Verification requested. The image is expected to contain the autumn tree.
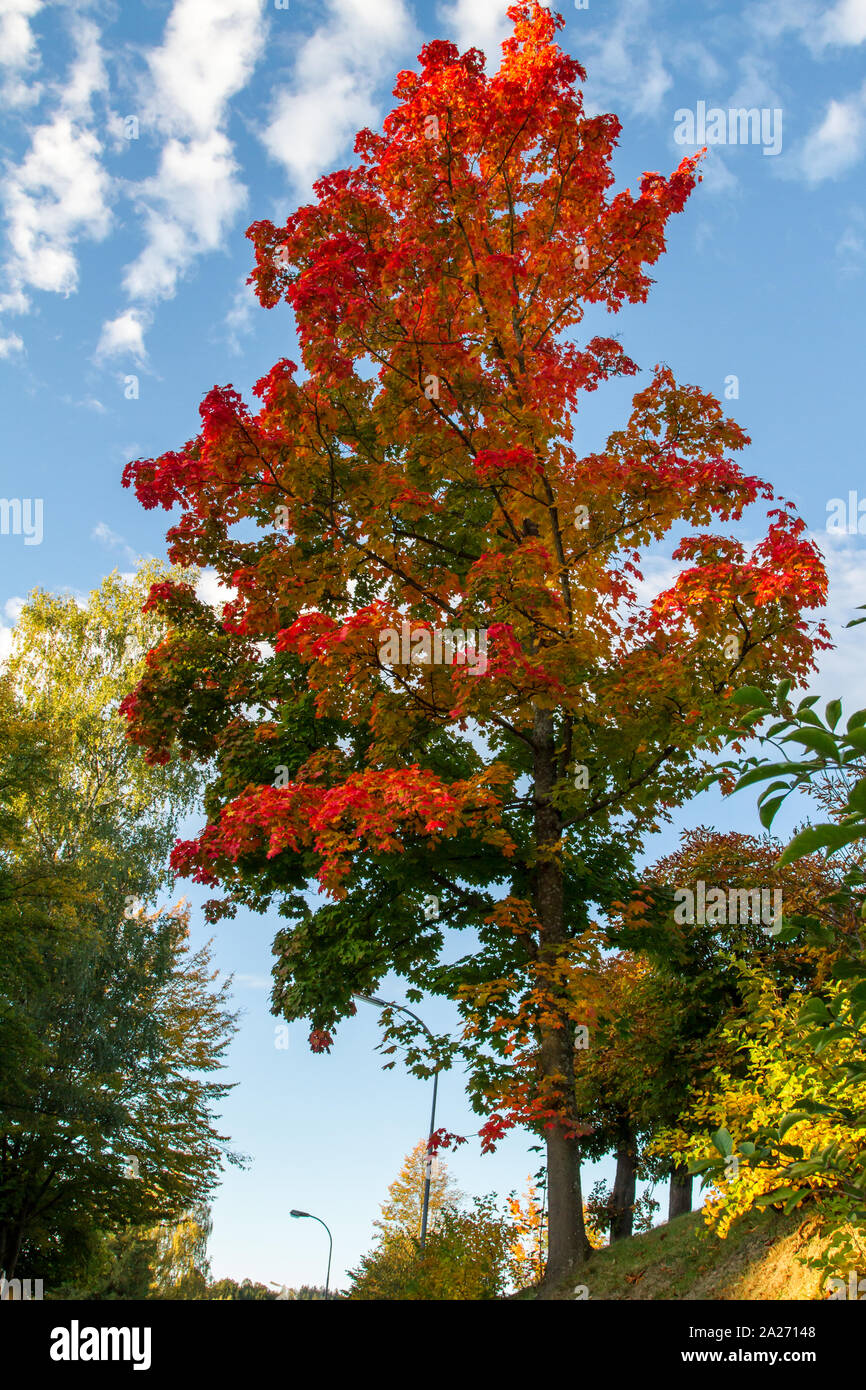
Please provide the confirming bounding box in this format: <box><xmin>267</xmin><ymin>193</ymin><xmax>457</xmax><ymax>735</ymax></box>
<box><xmin>120</xmin><ymin>4</ymin><xmax>827</xmax><ymax>1286</ymax></box>
<box><xmin>349</xmin><ymin>1194</ymin><xmax>522</xmax><ymax>1300</ymax></box>
<box><xmin>598</xmin><ymin>828</ymin><xmax>845</xmax><ymax>1227</ymax></box>
<box><xmin>688</xmin><ymin>659</ymin><xmax>866</xmax><ymax>1266</ymax></box>
<box><xmin>374</xmin><ymin>1139</ymin><xmax>461</xmax><ymax>1240</ymax></box>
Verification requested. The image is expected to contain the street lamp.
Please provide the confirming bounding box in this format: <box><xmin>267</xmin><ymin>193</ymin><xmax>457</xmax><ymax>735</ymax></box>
<box><xmin>290</xmin><ymin>1210</ymin><xmax>333</xmax><ymax>1297</ymax></box>
<box><xmin>353</xmin><ymin>992</ymin><xmax>440</xmax><ymax>1251</ymax></box>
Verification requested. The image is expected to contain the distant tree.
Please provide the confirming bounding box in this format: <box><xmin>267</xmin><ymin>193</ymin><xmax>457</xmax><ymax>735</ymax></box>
<box><xmin>0</xmin><ymin>569</ymin><xmax>237</xmax><ymax>1284</ymax></box>
<box><xmin>152</xmin><ymin>1206</ymin><xmax>213</xmax><ymax>1299</ymax></box>
<box><xmin>270</xmin><ymin>1284</ymin><xmax>336</xmax><ymax>1301</ymax></box>
<box><xmin>349</xmin><ymin>1196</ymin><xmax>522</xmax><ymax>1301</ymax></box>
<box><xmin>374</xmin><ymin>1139</ymin><xmax>461</xmax><ymax>1240</ymax></box>
<box><xmin>208</xmin><ymin>1278</ymin><xmax>278</xmax><ymax>1300</ymax></box>
<box><xmin>52</xmin><ymin>1208</ymin><xmax>214</xmax><ymax>1300</ymax></box>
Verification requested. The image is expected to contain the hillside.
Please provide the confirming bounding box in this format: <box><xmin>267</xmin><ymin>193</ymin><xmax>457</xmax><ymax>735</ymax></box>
<box><xmin>526</xmin><ymin>1209</ymin><xmax>843</xmax><ymax>1300</ymax></box>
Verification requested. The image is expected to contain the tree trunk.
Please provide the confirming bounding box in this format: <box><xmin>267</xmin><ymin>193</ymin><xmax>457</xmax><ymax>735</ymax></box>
<box><xmin>668</xmin><ymin>1163</ymin><xmax>693</xmax><ymax>1220</ymax></box>
<box><xmin>0</xmin><ymin>1220</ymin><xmax>24</xmax><ymax>1281</ymax></box>
<box><xmin>533</xmin><ymin>708</ymin><xmax>591</xmax><ymax>1292</ymax></box>
<box><xmin>609</xmin><ymin>1141</ymin><xmax>637</xmax><ymax>1243</ymax></box>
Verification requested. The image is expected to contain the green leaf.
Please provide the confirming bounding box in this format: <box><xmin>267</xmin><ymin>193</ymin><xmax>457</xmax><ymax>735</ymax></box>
<box><xmin>759</xmin><ymin>795</ymin><xmax>786</xmax><ymax>829</ymax></box>
<box><xmin>776</xmin><ymin>678</ymin><xmax>793</xmax><ymax>702</ymax></box>
<box><xmin>687</xmin><ymin>1157</ymin><xmax>720</xmax><ymax>1177</ymax></box>
<box><xmin>778</xmin><ymin>1111</ymin><xmax>811</xmax><ymax>1138</ymax></box>
<box><xmin>712</xmin><ymin>1127</ymin><xmax>734</xmax><ymax>1158</ymax></box>
<box><xmin>731</xmin><ymin>686</ymin><xmax>772</xmax><ymax>708</ymax></box>
<box><xmin>784</xmin><ymin>1189</ymin><xmax>807</xmax><ymax>1215</ymax></box>
<box><xmin>779</xmin><ymin>822</ymin><xmax>866</xmax><ymax>866</ymax></box>
<box><xmin>755</xmin><ymin>1186</ymin><xmax>803</xmax><ymax>1210</ymax></box>
<box><xmin>826</xmin><ymin>699</ymin><xmax>843</xmax><ymax>730</ymax></box>
<box><xmin>757</xmin><ymin>779</ymin><xmax>793</xmax><ymax>803</ymax></box>
<box><xmin>798</xmin><ymin>997</ymin><xmax>832</xmax><ymax>1024</ymax></box>
<box><xmin>733</xmin><ymin>762</ymin><xmax>803</xmax><ymax>792</ymax></box>
<box><xmin>781</xmin><ymin>728</ymin><xmax>839</xmax><ymax>758</ymax></box>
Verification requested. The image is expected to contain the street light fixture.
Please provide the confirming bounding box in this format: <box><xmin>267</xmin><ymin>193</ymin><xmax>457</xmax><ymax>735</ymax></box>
<box><xmin>353</xmin><ymin>992</ymin><xmax>441</xmax><ymax>1252</ymax></box>
<box><xmin>290</xmin><ymin>1209</ymin><xmax>333</xmax><ymax>1298</ymax></box>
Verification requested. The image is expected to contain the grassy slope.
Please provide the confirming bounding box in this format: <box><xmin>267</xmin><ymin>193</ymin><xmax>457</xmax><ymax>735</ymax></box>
<box><xmin>532</xmin><ymin>1209</ymin><xmax>840</xmax><ymax>1300</ymax></box>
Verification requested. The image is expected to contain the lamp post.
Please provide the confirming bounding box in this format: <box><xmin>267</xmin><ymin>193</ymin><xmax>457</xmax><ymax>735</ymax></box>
<box><xmin>290</xmin><ymin>1209</ymin><xmax>333</xmax><ymax>1297</ymax></box>
<box><xmin>354</xmin><ymin>992</ymin><xmax>440</xmax><ymax>1251</ymax></box>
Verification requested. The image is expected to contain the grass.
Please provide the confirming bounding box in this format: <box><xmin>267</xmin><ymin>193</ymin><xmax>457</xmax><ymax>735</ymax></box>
<box><xmin>518</xmin><ymin>1207</ymin><xmax>841</xmax><ymax>1300</ymax></box>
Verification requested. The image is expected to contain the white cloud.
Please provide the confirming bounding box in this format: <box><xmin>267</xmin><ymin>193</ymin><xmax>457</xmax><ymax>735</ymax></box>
<box><xmin>436</xmin><ymin>0</ymin><xmax>511</xmax><ymax>59</ymax></box>
<box><xmin>747</xmin><ymin>0</ymin><xmax>817</xmax><ymax>43</ymax></box>
<box><xmin>196</xmin><ymin>569</ymin><xmax>236</xmax><ymax>610</ymax></box>
<box><xmin>123</xmin><ymin>132</ymin><xmax>245</xmax><ymax>302</ymax></box>
<box><xmin>581</xmin><ymin>0</ymin><xmax>673</xmax><ymax>119</ymax></box>
<box><xmin>235</xmin><ymin>972</ymin><xmax>270</xmax><ymax>989</ymax></box>
<box><xmin>727</xmin><ymin>53</ymin><xmax>783</xmax><ymax>113</ymax></box>
<box><xmin>0</xmin><ymin>331</ymin><xmax>24</xmax><ymax>358</ymax></box>
<box><xmin>697</xmin><ymin>151</ymin><xmax>740</xmax><ymax>197</ymax></box>
<box><xmin>0</xmin><ymin>0</ymin><xmax>44</xmax><ymax>107</ymax></box>
<box><xmin>143</xmin><ymin>0</ymin><xmax>266</xmax><ymax>140</ymax></box>
<box><xmin>0</xmin><ymin>595</ymin><xmax>25</xmax><ymax>669</ymax></box>
<box><xmin>222</xmin><ymin>273</ymin><xmax>259</xmax><ymax>354</ymax></box>
<box><xmin>748</xmin><ymin>0</ymin><xmax>866</xmax><ymax>49</ymax></box>
<box><xmin>95</xmin><ymin>308</ymin><xmax>150</xmax><ymax>363</ymax></box>
<box><xmin>117</xmin><ymin>0</ymin><xmax>265</xmax><ymax>313</ymax></box>
<box><xmin>798</xmin><ymin>83</ymin><xmax>866</xmax><ymax>182</ymax></box>
<box><xmin>821</xmin><ymin>0</ymin><xmax>866</xmax><ymax>46</ymax></box>
<box><xmin>261</xmin><ymin>0</ymin><xmax>415</xmax><ymax>192</ymax></box>
<box><xmin>92</xmin><ymin>521</ymin><xmax>139</xmax><ymax>566</ymax></box>
<box><xmin>1</xmin><ymin>20</ymin><xmax>110</xmax><ymax>306</ymax></box>
<box><xmin>801</xmin><ymin>532</ymin><xmax>866</xmax><ymax>708</ymax></box>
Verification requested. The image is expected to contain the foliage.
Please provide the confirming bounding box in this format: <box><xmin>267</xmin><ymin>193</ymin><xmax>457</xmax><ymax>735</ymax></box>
<box><xmin>584</xmin><ymin>1178</ymin><xmax>659</xmax><ymax>1245</ymax></box>
<box><xmin>660</xmin><ymin>961</ymin><xmax>866</xmax><ymax>1275</ymax></box>
<box><xmin>573</xmin><ymin>829</ymin><xmax>839</xmax><ymax>1195</ymax></box>
<box><xmin>507</xmin><ymin>1176</ymin><xmax>549</xmax><ymax>1276</ymax></box>
<box><xmin>348</xmin><ymin>1195</ymin><xmax>524</xmax><ymax>1300</ymax></box>
<box><xmin>52</xmin><ymin>1208</ymin><xmax>214</xmax><ymax>1300</ymax></box>
<box><xmin>693</xmin><ymin>625</ymin><xmax>866</xmax><ymax>1271</ymax></box>
<box><xmin>118</xmin><ymin>1</ymin><xmax>827</xmax><ymax>1276</ymax></box>
<box><xmin>0</xmin><ymin>569</ymin><xmax>237</xmax><ymax>1283</ymax></box>
<box><xmin>208</xmin><ymin>1277</ymin><xmax>279</xmax><ymax>1299</ymax></box>
<box><xmin>374</xmin><ymin>1139</ymin><xmax>461</xmax><ymax>1239</ymax></box>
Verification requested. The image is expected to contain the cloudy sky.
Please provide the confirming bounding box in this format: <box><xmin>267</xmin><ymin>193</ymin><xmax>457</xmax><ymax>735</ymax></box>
<box><xmin>1</xmin><ymin>0</ymin><xmax>865</xmax><ymax>1287</ymax></box>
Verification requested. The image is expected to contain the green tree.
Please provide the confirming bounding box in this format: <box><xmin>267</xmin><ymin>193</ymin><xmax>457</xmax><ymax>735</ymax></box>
<box><xmin>349</xmin><ymin>1195</ymin><xmax>522</xmax><ymax>1301</ymax></box>
<box><xmin>0</xmin><ymin>568</ymin><xmax>238</xmax><ymax>1283</ymax></box>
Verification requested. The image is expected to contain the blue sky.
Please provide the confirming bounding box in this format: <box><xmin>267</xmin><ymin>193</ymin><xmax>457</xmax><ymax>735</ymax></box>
<box><xmin>1</xmin><ymin>0</ymin><xmax>865</xmax><ymax>1290</ymax></box>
